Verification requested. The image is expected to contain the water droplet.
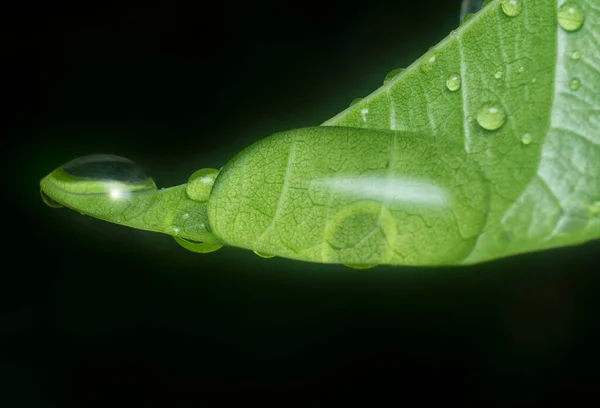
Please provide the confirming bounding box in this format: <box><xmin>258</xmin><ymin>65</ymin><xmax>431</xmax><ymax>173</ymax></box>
<box><xmin>494</xmin><ymin>71</ymin><xmax>502</xmax><ymax>79</ymax></box>
<box><xmin>420</xmin><ymin>54</ymin><xmax>436</xmax><ymax>73</ymax></box>
<box><xmin>531</xmin><ymin>77</ymin><xmax>537</xmax><ymax>83</ymax></box>
<box><xmin>521</xmin><ymin>133</ymin><xmax>532</xmax><ymax>145</ymax></box>
<box><xmin>253</xmin><ymin>250</ymin><xmax>275</xmax><ymax>259</ymax></box>
<box><xmin>51</xmin><ymin>154</ymin><xmax>157</xmax><ymax>197</ymax></box>
<box><xmin>40</xmin><ymin>188</ymin><xmax>63</xmax><ymax>208</ymax></box>
<box><xmin>557</xmin><ymin>2</ymin><xmax>584</xmax><ymax>32</ymax></box>
<box><xmin>571</xmin><ymin>50</ymin><xmax>581</xmax><ymax>60</ymax></box>
<box><xmin>182</xmin><ymin>213</ymin><xmax>190</xmax><ymax>219</ymax></box>
<box><xmin>518</xmin><ymin>66</ymin><xmax>524</xmax><ymax>73</ymax></box>
<box><xmin>349</xmin><ymin>97</ymin><xmax>362</xmax><ymax>107</ymax></box>
<box><xmin>446</xmin><ymin>74</ymin><xmax>461</xmax><ymax>92</ymax></box>
<box><xmin>501</xmin><ymin>0</ymin><xmax>522</xmax><ymax>17</ymax></box>
<box><xmin>383</xmin><ymin>68</ymin><xmax>404</xmax><ymax>84</ymax></box>
<box><xmin>476</xmin><ymin>104</ymin><xmax>506</xmax><ymax>131</ymax></box>
<box><xmin>569</xmin><ymin>77</ymin><xmax>581</xmax><ymax>91</ymax></box>
<box><xmin>467</xmin><ymin>115</ymin><xmax>474</xmax><ymax>123</ymax></box>
<box><xmin>344</xmin><ymin>264</ymin><xmax>377</xmax><ymax>270</ymax></box>
<box><xmin>460</xmin><ymin>13</ymin><xmax>475</xmax><ymax>25</ymax></box>
<box><xmin>186</xmin><ymin>168</ymin><xmax>219</xmax><ymax>202</ymax></box>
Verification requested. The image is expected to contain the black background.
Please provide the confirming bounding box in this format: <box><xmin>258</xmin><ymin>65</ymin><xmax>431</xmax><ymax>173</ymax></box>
<box><xmin>3</xmin><ymin>0</ymin><xmax>600</xmax><ymax>406</ymax></box>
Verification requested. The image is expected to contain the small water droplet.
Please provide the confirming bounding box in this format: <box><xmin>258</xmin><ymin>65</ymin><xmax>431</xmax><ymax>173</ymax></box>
<box><xmin>253</xmin><ymin>250</ymin><xmax>275</xmax><ymax>259</ymax></box>
<box><xmin>186</xmin><ymin>168</ymin><xmax>219</xmax><ymax>202</ymax></box>
<box><xmin>420</xmin><ymin>54</ymin><xmax>436</xmax><ymax>73</ymax></box>
<box><xmin>494</xmin><ymin>71</ymin><xmax>502</xmax><ymax>79</ymax></box>
<box><xmin>501</xmin><ymin>0</ymin><xmax>523</xmax><ymax>17</ymax></box>
<box><xmin>344</xmin><ymin>264</ymin><xmax>377</xmax><ymax>270</ymax></box>
<box><xmin>476</xmin><ymin>104</ymin><xmax>506</xmax><ymax>131</ymax></box>
<box><xmin>557</xmin><ymin>2</ymin><xmax>585</xmax><ymax>32</ymax></box>
<box><xmin>569</xmin><ymin>77</ymin><xmax>581</xmax><ymax>91</ymax></box>
<box><xmin>521</xmin><ymin>133</ymin><xmax>532</xmax><ymax>145</ymax></box>
<box><xmin>446</xmin><ymin>74</ymin><xmax>461</xmax><ymax>92</ymax></box>
<box><xmin>173</xmin><ymin>227</ymin><xmax>180</xmax><ymax>235</ymax></box>
<box><xmin>460</xmin><ymin>13</ymin><xmax>475</xmax><ymax>25</ymax></box>
<box><xmin>40</xmin><ymin>189</ymin><xmax>63</xmax><ymax>208</ymax></box>
<box><xmin>518</xmin><ymin>66</ymin><xmax>524</xmax><ymax>73</ymax></box>
<box><xmin>531</xmin><ymin>77</ymin><xmax>537</xmax><ymax>83</ymax></box>
<box><xmin>383</xmin><ymin>68</ymin><xmax>404</xmax><ymax>84</ymax></box>
<box><xmin>571</xmin><ymin>50</ymin><xmax>581</xmax><ymax>60</ymax></box>
<box><xmin>182</xmin><ymin>213</ymin><xmax>189</xmax><ymax>219</ymax></box>
<box><xmin>467</xmin><ymin>115</ymin><xmax>474</xmax><ymax>123</ymax></box>
<box><xmin>349</xmin><ymin>97</ymin><xmax>362</xmax><ymax>107</ymax></box>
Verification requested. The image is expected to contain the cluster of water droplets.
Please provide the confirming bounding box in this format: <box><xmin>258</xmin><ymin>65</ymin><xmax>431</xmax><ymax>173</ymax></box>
<box><xmin>354</xmin><ymin>0</ymin><xmax>586</xmax><ymax>139</ymax></box>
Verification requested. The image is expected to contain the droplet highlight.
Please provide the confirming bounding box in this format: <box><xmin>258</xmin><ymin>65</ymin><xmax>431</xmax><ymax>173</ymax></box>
<box><xmin>476</xmin><ymin>104</ymin><xmax>506</xmax><ymax>131</ymax></box>
<box><xmin>501</xmin><ymin>0</ymin><xmax>522</xmax><ymax>17</ymax></box>
<box><xmin>569</xmin><ymin>77</ymin><xmax>581</xmax><ymax>91</ymax></box>
<box><xmin>557</xmin><ymin>2</ymin><xmax>584</xmax><ymax>32</ymax></box>
<box><xmin>446</xmin><ymin>74</ymin><xmax>461</xmax><ymax>92</ymax></box>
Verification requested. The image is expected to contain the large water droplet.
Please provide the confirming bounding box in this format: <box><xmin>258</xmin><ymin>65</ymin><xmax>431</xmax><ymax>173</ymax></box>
<box><xmin>383</xmin><ymin>68</ymin><xmax>404</xmax><ymax>84</ymax></box>
<box><xmin>557</xmin><ymin>2</ymin><xmax>584</xmax><ymax>32</ymax></box>
<box><xmin>571</xmin><ymin>50</ymin><xmax>581</xmax><ymax>60</ymax></box>
<box><xmin>186</xmin><ymin>168</ymin><xmax>219</xmax><ymax>202</ymax></box>
<box><xmin>569</xmin><ymin>77</ymin><xmax>581</xmax><ymax>91</ymax></box>
<box><xmin>57</xmin><ymin>154</ymin><xmax>157</xmax><ymax>196</ymax></box>
<box><xmin>501</xmin><ymin>0</ymin><xmax>522</xmax><ymax>17</ymax></box>
<box><xmin>476</xmin><ymin>104</ymin><xmax>506</xmax><ymax>131</ymax></box>
<box><xmin>446</xmin><ymin>74</ymin><xmax>461</xmax><ymax>92</ymax></box>
<box><xmin>521</xmin><ymin>133</ymin><xmax>532</xmax><ymax>145</ymax></box>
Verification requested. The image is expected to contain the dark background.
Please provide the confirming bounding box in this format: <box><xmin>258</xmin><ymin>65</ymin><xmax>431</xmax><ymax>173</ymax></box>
<box><xmin>3</xmin><ymin>0</ymin><xmax>600</xmax><ymax>406</ymax></box>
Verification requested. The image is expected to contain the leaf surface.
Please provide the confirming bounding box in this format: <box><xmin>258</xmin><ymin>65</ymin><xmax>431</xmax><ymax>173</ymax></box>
<box><xmin>321</xmin><ymin>0</ymin><xmax>600</xmax><ymax>263</ymax></box>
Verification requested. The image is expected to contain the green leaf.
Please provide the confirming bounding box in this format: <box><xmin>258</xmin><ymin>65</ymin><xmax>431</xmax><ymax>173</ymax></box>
<box><xmin>41</xmin><ymin>0</ymin><xmax>600</xmax><ymax>267</ymax></box>
<box><xmin>321</xmin><ymin>0</ymin><xmax>600</xmax><ymax>264</ymax></box>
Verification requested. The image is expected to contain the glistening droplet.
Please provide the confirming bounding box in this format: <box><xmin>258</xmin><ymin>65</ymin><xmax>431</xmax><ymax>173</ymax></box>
<box><xmin>446</xmin><ymin>74</ymin><xmax>461</xmax><ymax>92</ymax></box>
<box><xmin>501</xmin><ymin>0</ymin><xmax>522</xmax><ymax>17</ymax></box>
<box><xmin>476</xmin><ymin>104</ymin><xmax>506</xmax><ymax>131</ymax></box>
<box><xmin>557</xmin><ymin>2</ymin><xmax>584</xmax><ymax>32</ymax></box>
